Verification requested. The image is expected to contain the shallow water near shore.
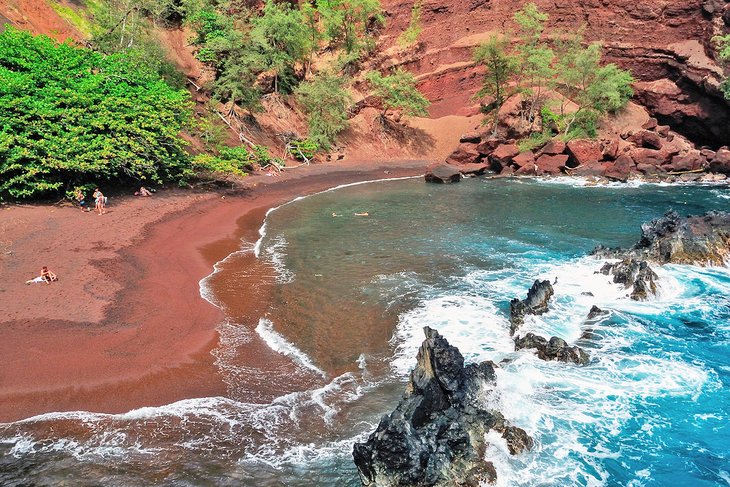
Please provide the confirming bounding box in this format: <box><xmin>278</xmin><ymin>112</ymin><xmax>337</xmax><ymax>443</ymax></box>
<box><xmin>1</xmin><ymin>177</ymin><xmax>729</xmax><ymax>486</ymax></box>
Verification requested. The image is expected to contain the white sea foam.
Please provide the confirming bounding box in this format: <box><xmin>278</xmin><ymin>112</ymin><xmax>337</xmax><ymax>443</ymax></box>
<box><xmin>255</xmin><ymin>318</ymin><xmax>326</xmax><ymax>378</ymax></box>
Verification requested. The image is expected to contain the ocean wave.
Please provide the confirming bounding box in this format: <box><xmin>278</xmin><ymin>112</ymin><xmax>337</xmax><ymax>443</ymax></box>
<box><xmin>255</xmin><ymin>318</ymin><xmax>326</xmax><ymax>378</ymax></box>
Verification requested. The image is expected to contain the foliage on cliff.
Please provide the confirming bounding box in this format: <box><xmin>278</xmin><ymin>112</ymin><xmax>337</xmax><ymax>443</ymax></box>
<box><xmin>0</xmin><ymin>27</ymin><xmax>193</xmax><ymax>199</ymax></box>
<box><xmin>716</xmin><ymin>35</ymin><xmax>730</xmax><ymax>100</ymax></box>
<box><xmin>473</xmin><ymin>3</ymin><xmax>634</xmax><ymax>140</ymax></box>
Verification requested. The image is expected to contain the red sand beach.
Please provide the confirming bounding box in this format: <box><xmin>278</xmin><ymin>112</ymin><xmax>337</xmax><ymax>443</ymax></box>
<box><xmin>0</xmin><ymin>160</ymin><xmax>429</xmax><ymax>423</ymax></box>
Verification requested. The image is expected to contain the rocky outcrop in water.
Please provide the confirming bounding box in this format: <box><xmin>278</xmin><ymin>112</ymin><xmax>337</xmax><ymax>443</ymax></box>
<box><xmin>424</xmin><ymin>164</ymin><xmax>462</xmax><ymax>184</ymax></box>
<box><xmin>353</xmin><ymin>327</ymin><xmax>532</xmax><ymax>487</ymax></box>
<box><xmin>514</xmin><ymin>333</ymin><xmax>590</xmax><ymax>366</ymax></box>
<box><xmin>594</xmin><ymin>211</ymin><xmax>730</xmax><ymax>266</ymax></box>
<box><xmin>509</xmin><ymin>280</ymin><xmax>554</xmax><ymax>335</ymax></box>
<box><xmin>598</xmin><ymin>258</ymin><xmax>659</xmax><ymax>301</ymax></box>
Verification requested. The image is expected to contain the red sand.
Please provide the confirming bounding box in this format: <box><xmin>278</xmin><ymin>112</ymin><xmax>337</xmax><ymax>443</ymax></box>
<box><xmin>0</xmin><ymin>160</ymin><xmax>429</xmax><ymax>422</ymax></box>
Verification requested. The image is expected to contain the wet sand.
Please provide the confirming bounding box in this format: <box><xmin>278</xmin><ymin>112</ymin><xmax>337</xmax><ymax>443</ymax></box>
<box><xmin>0</xmin><ymin>160</ymin><xmax>429</xmax><ymax>422</ymax></box>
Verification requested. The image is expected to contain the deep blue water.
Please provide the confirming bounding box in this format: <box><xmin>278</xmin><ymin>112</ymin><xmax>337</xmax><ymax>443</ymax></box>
<box><xmin>1</xmin><ymin>177</ymin><xmax>729</xmax><ymax>486</ymax></box>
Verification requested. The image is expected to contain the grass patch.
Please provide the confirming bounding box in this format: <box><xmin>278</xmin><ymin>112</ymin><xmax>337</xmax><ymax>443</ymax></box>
<box><xmin>49</xmin><ymin>1</ymin><xmax>94</xmax><ymax>38</ymax></box>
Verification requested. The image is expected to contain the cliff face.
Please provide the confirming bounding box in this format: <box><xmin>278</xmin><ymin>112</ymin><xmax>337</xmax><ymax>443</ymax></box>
<box><xmin>379</xmin><ymin>0</ymin><xmax>730</xmax><ymax>148</ymax></box>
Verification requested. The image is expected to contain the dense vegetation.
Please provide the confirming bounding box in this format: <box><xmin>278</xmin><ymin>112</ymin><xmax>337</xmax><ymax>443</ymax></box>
<box><xmin>716</xmin><ymin>35</ymin><xmax>730</xmax><ymax>100</ymax></box>
<box><xmin>0</xmin><ymin>27</ymin><xmax>193</xmax><ymax>199</ymax></box>
<box><xmin>0</xmin><ymin>0</ymin><xmax>438</xmax><ymax>199</ymax></box>
<box><xmin>473</xmin><ymin>3</ymin><xmax>634</xmax><ymax>141</ymax></box>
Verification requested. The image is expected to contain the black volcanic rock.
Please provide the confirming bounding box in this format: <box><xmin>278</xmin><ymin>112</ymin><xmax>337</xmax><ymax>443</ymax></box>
<box><xmin>425</xmin><ymin>164</ymin><xmax>462</xmax><ymax>184</ymax></box>
<box><xmin>593</xmin><ymin>211</ymin><xmax>730</xmax><ymax>266</ymax></box>
<box><xmin>587</xmin><ymin>305</ymin><xmax>608</xmax><ymax>320</ymax></box>
<box><xmin>509</xmin><ymin>280</ymin><xmax>554</xmax><ymax>335</ymax></box>
<box><xmin>598</xmin><ymin>258</ymin><xmax>658</xmax><ymax>301</ymax></box>
<box><xmin>353</xmin><ymin>327</ymin><xmax>532</xmax><ymax>487</ymax></box>
<box><xmin>514</xmin><ymin>333</ymin><xmax>590</xmax><ymax>365</ymax></box>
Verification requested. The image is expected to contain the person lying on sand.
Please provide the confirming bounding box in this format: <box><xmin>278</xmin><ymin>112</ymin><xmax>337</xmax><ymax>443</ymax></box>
<box><xmin>26</xmin><ymin>266</ymin><xmax>57</xmax><ymax>285</ymax></box>
<box><xmin>135</xmin><ymin>186</ymin><xmax>152</xmax><ymax>197</ymax></box>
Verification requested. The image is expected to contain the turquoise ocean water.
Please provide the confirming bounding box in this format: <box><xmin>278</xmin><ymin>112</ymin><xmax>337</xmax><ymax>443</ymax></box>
<box><xmin>1</xmin><ymin>177</ymin><xmax>729</xmax><ymax>486</ymax></box>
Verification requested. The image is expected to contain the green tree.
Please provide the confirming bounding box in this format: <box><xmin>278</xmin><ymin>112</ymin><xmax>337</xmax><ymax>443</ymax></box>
<box><xmin>91</xmin><ymin>0</ymin><xmax>184</xmax><ymax>86</ymax></box>
<box><xmin>365</xmin><ymin>69</ymin><xmax>430</xmax><ymax>119</ymax></box>
<box><xmin>0</xmin><ymin>28</ymin><xmax>193</xmax><ymax>199</ymax></box>
<box><xmin>398</xmin><ymin>0</ymin><xmax>422</xmax><ymax>47</ymax></box>
<box><xmin>319</xmin><ymin>0</ymin><xmax>383</xmax><ymax>54</ymax></box>
<box><xmin>513</xmin><ymin>2</ymin><xmax>555</xmax><ymax>126</ymax></box>
<box><xmin>473</xmin><ymin>34</ymin><xmax>517</xmax><ymax>133</ymax></box>
<box><xmin>296</xmin><ymin>72</ymin><xmax>352</xmax><ymax>149</ymax></box>
<box><xmin>250</xmin><ymin>0</ymin><xmax>311</xmax><ymax>93</ymax></box>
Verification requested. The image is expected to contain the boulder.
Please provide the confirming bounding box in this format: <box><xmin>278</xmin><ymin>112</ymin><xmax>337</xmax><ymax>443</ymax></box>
<box><xmin>476</xmin><ymin>137</ymin><xmax>505</xmax><ymax>156</ymax></box>
<box><xmin>567</xmin><ymin>139</ymin><xmax>603</xmax><ymax>166</ymax></box>
<box><xmin>539</xmin><ymin>139</ymin><xmax>566</xmax><ymax>156</ymax></box>
<box><xmin>497</xmin><ymin>94</ymin><xmax>533</xmax><ymax>138</ymax></box>
<box><xmin>629</xmin><ymin>130</ymin><xmax>663</xmax><ymax>150</ymax></box>
<box><xmin>666</xmin><ymin>152</ymin><xmax>705</xmax><ymax>172</ymax></box>
<box><xmin>593</xmin><ymin>211</ymin><xmax>730</xmax><ymax>266</ymax></box>
<box><xmin>641</xmin><ymin>118</ymin><xmax>658</xmax><ymax>130</ymax></box>
<box><xmin>587</xmin><ymin>305</ymin><xmax>609</xmax><ymax>320</ymax></box>
<box><xmin>514</xmin><ymin>333</ymin><xmax>590</xmax><ymax>365</ymax></box>
<box><xmin>598</xmin><ymin>258</ymin><xmax>658</xmax><ymax>301</ymax></box>
<box><xmin>536</xmin><ymin>154</ymin><xmax>569</xmax><ymax>175</ymax></box>
<box><xmin>601</xmin><ymin>137</ymin><xmax>620</xmax><ymax>161</ymax></box>
<box><xmin>509</xmin><ymin>280</ymin><xmax>554</xmax><ymax>335</ymax></box>
<box><xmin>353</xmin><ymin>327</ymin><xmax>532</xmax><ymax>487</ymax></box>
<box><xmin>603</xmin><ymin>155</ymin><xmax>636</xmax><ymax>182</ymax></box>
<box><xmin>458</xmin><ymin>162</ymin><xmax>490</xmax><ymax>176</ymax></box>
<box><xmin>499</xmin><ymin>165</ymin><xmax>516</xmax><ymax>176</ymax></box>
<box><xmin>445</xmin><ymin>143</ymin><xmax>480</xmax><ymax>165</ymax></box>
<box><xmin>512</xmin><ymin>150</ymin><xmax>536</xmax><ymax>168</ymax></box>
<box><xmin>709</xmin><ymin>147</ymin><xmax>730</xmax><ymax>174</ymax></box>
<box><xmin>514</xmin><ymin>163</ymin><xmax>538</xmax><ymax>176</ymax></box>
<box><xmin>425</xmin><ymin>164</ymin><xmax>462</xmax><ymax>184</ymax></box>
<box><xmin>460</xmin><ymin>132</ymin><xmax>483</xmax><ymax>144</ymax></box>
<box><xmin>491</xmin><ymin>144</ymin><xmax>520</xmax><ymax>163</ymax></box>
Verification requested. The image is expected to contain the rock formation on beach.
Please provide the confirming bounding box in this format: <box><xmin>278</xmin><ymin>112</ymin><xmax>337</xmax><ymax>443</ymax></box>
<box><xmin>509</xmin><ymin>279</ymin><xmax>554</xmax><ymax>335</ymax></box>
<box><xmin>353</xmin><ymin>327</ymin><xmax>532</xmax><ymax>487</ymax></box>
<box><xmin>594</xmin><ymin>211</ymin><xmax>730</xmax><ymax>266</ymax></box>
<box><xmin>514</xmin><ymin>334</ymin><xmax>590</xmax><ymax>366</ymax></box>
<box><xmin>598</xmin><ymin>258</ymin><xmax>659</xmax><ymax>301</ymax></box>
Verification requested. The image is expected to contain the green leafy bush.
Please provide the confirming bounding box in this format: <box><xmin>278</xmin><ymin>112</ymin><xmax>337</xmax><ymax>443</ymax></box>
<box><xmin>288</xmin><ymin>139</ymin><xmax>319</xmax><ymax>161</ymax></box>
<box><xmin>295</xmin><ymin>72</ymin><xmax>351</xmax><ymax>150</ymax></box>
<box><xmin>192</xmin><ymin>146</ymin><xmax>253</xmax><ymax>176</ymax></box>
<box><xmin>0</xmin><ymin>28</ymin><xmax>193</xmax><ymax>200</ymax></box>
<box><xmin>366</xmin><ymin>69</ymin><xmax>430</xmax><ymax>118</ymax></box>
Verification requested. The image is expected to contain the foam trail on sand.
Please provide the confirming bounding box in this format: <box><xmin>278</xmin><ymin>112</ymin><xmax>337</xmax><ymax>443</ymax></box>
<box><xmin>255</xmin><ymin>318</ymin><xmax>326</xmax><ymax>378</ymax></box>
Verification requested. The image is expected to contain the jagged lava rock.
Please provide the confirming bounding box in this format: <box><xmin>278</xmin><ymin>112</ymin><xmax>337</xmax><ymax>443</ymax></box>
<box><xmin>536</xmin><ymin>153</ymin><xmax>568</xmax><ymax>175</ymax></box>
<box><xmin>594</xmin><ymin>211</ymin><xmax>730</xmax><ymax>266</ymax></box>
<box><xmin>598</xmin><ymin>258</ymin><xmax>658</xmax><ymax>301</ymax></box>
<box><xmin>425</xmin><ymin>164</ymin><xmax>462</xmax><ymax>184</ymax></box>
<box><xmin>509</xmin><ymin>280</ymin><xmax>554</xmax><ymax>335</ymax></box>
<box><xmin>353</xmin><ymin>327</ymin><xmax>532</xmax><ymax>487</ymax></box>
<box><xmin>514</xmin><ymin>333</ymin><xmax>590</xmax><ymax>365</ymax></box>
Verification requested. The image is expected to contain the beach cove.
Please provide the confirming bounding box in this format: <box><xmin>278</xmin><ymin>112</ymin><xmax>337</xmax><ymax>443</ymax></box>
<box><xmin>0</xmin><ymin>160</ymin><xmax>429</xmax><ymax>423</ymax></box>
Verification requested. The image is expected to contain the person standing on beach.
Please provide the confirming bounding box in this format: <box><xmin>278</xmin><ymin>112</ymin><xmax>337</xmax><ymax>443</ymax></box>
<box><xmin>93</xmin><ymin>188</ymin><xmax>106</xmax><ymax>215</ymax></box>
<box><xmin>74</xmin><ymin>188</ymin><xmax>88</xmax><ymax>212</ymax></box>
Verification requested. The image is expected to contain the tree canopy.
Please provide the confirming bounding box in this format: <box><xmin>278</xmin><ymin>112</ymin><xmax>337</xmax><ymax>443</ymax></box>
<box><xmin>0</xmin><ymin>27</ymin><xmax>193</xmax><ymax>199</ymax></box>
<box><xmin>366</xmin><ymin>69</ymin><xmax>430</xmax><ymax>118</ymax></box>
<box><xmin>472</xmin><ymin>3</ymin><xmax>634</xmax><ymax>139</ymax></box>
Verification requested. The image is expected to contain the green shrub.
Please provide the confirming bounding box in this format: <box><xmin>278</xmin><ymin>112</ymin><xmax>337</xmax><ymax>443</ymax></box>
<box><xmin>0</xmin><ymin>28</ymin><xmax>193</xmax><ymax>200</ymax></box>
<box><xmin>288</xmin><ymin>139</ymin><xmax>319</xmax><ymax>161</ymax></box>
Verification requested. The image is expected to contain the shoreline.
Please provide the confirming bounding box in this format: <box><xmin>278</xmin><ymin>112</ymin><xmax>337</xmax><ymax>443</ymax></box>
<box><xmin>0</xmin><ymin>160</ymin><xmax>430</xmax><ymax>423</ymax></box>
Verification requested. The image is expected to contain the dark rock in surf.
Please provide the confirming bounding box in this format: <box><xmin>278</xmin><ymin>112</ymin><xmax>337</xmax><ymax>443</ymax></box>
<box><xmin>598</xmin><ymin>258</ymin><xmax>658</xmax><ymax>301</ymax></box>
<box><xmin>425</xmin><ymin>164</ymin><xmax>462</xmax><ymax>184</ymax></box>
<box><xmin>509</xmin><ymin>280</ymin><xmax>554</xmax><ymax>335</ymax></box>
<box><xmin>353</xmin><ymin>327</ymin><xmax>532</xmax><ymax>487</ymax></box>
<box><xmin>593</xmin><ymin>211</ymin><xmax>730</xmax><ymax>266</ymax></box>
<box><xmin>514</xmin><ymin>333</ymin><xmax>590</xmax><ymax>365</ymax></box>
<box><xmin>587</xmin><ymin>305</ymin><xmax>608</xmax><ymax>320</ymax></box>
